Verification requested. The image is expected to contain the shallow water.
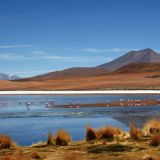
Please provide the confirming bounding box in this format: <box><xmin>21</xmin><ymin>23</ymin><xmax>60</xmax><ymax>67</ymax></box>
<box><xmin>0</xmin><ymin>94</ymin><xmax>160</xmax><ymax>146</ymax></box>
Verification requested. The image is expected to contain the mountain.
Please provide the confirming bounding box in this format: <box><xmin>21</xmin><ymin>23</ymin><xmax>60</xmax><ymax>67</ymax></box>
<box><xmin>0</xmin><ymin>73</ymin><xmax>9</xmax><ymax>80</ymax></box>
<box><xmin>114</xmin><ymin>62</ymin><xmax>160</xmax><ymax>73</ymax></box>
<box><xmin>97</xmin><ymin>48</ymin><xmax>160</xmax><ymax>71</ymax></box>
<box><xmin>29</xmin><ymin>67</ymin><xmax>108</xmax><ymax>80</ymax></box>
<box><xmin>16</xmin><ymin>67</ymin><xmax>108</xmax><ymax>81</ymax></box>
<box><xmin>0</xmin><ymin>73</ymin><xmax>20</xmax><ymax>80</ymax></box>
<box><xmin>14</xmin><ymin>48</ymin><xmax>160</xmax><ymax>82</ymax></box>
<box><xmin>10</xmin><ymin>75</ymin><xmax>21</xmax><ymax>80</ymax></box>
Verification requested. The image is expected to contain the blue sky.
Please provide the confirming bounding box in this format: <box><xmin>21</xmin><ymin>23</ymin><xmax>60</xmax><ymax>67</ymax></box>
<box><xmin>0</xmin><ymin>0</ymin><xmax>160</xmax><ymax>77</ymax></box>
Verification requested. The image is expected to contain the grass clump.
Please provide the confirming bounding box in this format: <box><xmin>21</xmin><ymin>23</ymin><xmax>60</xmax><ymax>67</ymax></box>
<box><xmin>143</xmin><ymin>118</ymin><xmax>160</xmax><ymax>135</ymax></box>
<box><xmin>47</xmin><ymin>131</ymin><xmax>54</xmax><ymax>145</ymax></box>
<box><xmin>0</xmin><ymin>135</ymin><xmax>12</xmax><ymax>149</ymax></box>
<box><xmin>96</xmin><ymin>127</ymin><xmax>115</xmax><ymax>141</ymax></box>
<box><xmin>129</xmin><ymin>122</ymin><xmax>142</xmax><ymax>140</ymax></box>
<box><xmin>150</xmin><ymin>134</ymin><xmax>160</xmax><ymax>146</ymax></box>
<box><xmin>113</xmin><ymin>127</ymin><xmax>122</xmax><ymax>136</ymax></box>
<box><xmin>86</xmin><ymin>126</ymin><xmax>122</xmax><ymax>141</ymax></box>
<box><xmin>86</xmin><ymin>126</ymin><xmax>96</xmax><ymax>141</ymax></box>
<box><xmin>55</xmin><ymin>129</ymin><xmax>71</xmax><ymax>146</ymax></box>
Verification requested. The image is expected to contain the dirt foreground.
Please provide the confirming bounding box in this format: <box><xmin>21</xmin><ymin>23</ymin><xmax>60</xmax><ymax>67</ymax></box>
<box><xmin>1</xmin><ymin>138</ymin><xmax>160</xmax><ymax>160</ymax></box>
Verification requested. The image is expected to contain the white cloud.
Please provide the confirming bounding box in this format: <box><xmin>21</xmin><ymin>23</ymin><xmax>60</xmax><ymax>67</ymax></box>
<box><xmin>0</xmin><ymin>44</ymin><xmax>32</xmax><ymax>49</ymax></box>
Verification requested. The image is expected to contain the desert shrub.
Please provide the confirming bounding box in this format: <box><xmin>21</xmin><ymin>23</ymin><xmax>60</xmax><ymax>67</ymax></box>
<box><xmin>143</xmin><ymin>118</ymin><xmax>160</xmax><ymax>135</ymax></box>
<box><xmin>150</xmin><ymin>134</ymin><xmax>160</xmax><ymax>146</ymax></box>
<box><xmin>55</xmin><ymin>129</ymin><xmax>71</xmax><ymax>146</ymax></box>
<box><xmin>47</xmin><ymin>131</ymin><xmax>54</xmax><ymax>145</ymax></box>
<box><xmin>0</xmin><ymin>135</ymin><xmax>11</xmax><ymax>149</ymax></box>
<box><xmin>129</xmin><ymin>122</ymin><xmax>141</xmax><ymax>140</ymax></box>
<box><xmin>86</xmin><ymin>126</ymin><xmax>96</xmax><ymax>141</ymax></box>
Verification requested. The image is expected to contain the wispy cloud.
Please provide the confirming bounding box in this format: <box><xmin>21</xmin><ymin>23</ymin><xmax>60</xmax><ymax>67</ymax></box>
<box><xmin>43</xmin><ymin>55</ymin><xmax>112</xmax><ymax>62</ymax></box>
<box><xmin>81</xmin><ymin>48</ymin><xmax>139</xmax><ymax>53</ymax></box>
<box><xmin>0</xmin><ymin>53</ymin><xmax>25</xmax><ymax>60</ymax></box>
<box><xmin>0</xmin><ymin>51</ymin><xmax>112</xmax><ymax>62</ymax></box>
<box><xmin>31</xmin><ymin>50</ymin><xmax>112</xmax><ymax>61</ymax></box>
<box><xmin>0</xmin><ymin>44</ymin><xmax>32</xmax><ymax>49</ymax></box>
<box><xmin>8</xmin><ymin>70</ymin><xmax>51</xmax><ymax>75</ymax></box>
<box><xmin>54</xmin><ymin>47</ymin><xmax>139</xmax><ymax>53</ymax></box>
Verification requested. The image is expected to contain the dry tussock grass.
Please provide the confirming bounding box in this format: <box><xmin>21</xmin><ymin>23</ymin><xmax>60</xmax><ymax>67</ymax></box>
<box><xmin>96</xmin><ymin>127</ymin><xmax>115</xmax><ymax>140</ymax></box>
<box><xmin>0</xmin><ymin>135</ymin><xmax>12</xmax><ymax>149</ymax></box>
<box><xmin>55</xmin><ymin>129</ymin><xmax>71</xmax><ymax>146</ymax></box>
<box><xmin>86</xmin><ymin>126</ymin><xmax>96</xmax><ymax>141</ymax></box>
<box><xmin>86</xmin><ymin>126</ymin><xmax>122</xmax><ymax>141</ymax></box>
<box><xmin>129</xmin><ymin>122</ymin><xmax>142</xmax><ymax>140</ymax></box>
<box><xmin>150</xmin><ymin>134</ymin><xmax>160</xmax><ymax>146</ymax></box>
<box><xmin>143</xmin><ymin>118</ymin><xmax>160</xmax><ymax>135</ymax></box>
<box><xmin>47</xmin><ymin>131</ymin><xmax>54</xmax><ymax>145</ymax></box>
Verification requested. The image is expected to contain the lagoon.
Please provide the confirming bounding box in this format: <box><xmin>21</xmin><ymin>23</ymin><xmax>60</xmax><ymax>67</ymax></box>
<box><xmin>0</xmin><ymin>94</ymin><xmax>160</xmax><ymax>146</ymax></box>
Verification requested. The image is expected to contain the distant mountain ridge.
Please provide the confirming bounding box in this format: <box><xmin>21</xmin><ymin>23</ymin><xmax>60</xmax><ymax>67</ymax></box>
<box><xmin>0</xmin><ymin>73</ymin><xmax>20</xmax><ymax>80</ymax></box>
<box><xmin>11</xmin><ymin>48</ymin><xmax>160</xmax><ymax>81</ymax></box>
<box><xmin>0</xmin><ymin>73</ymin><xmax>9</xmax><ymax>80</ymax></box>
<box><xmin>97</xmin><ymin>48</ymin><xmax>160</xmax><ymax>70</ymax></box>
<box><xmin>10</xmin><ymin>75</ymin><xmax>21</xmax><ymax>80</ymax></box>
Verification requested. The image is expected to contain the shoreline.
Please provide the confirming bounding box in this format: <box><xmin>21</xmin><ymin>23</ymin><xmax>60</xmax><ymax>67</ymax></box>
<box><xmin>47</xmin><ymin>99</ymin><xmax>160</xmax><ymax>108</ymax></box>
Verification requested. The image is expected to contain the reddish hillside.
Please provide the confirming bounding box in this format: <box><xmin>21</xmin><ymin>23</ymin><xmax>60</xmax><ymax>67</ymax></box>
<box><xmin>17</xmin><ymin>67</ymin><xmax>108</xmax><ymax>81</ymax></box>
<box><xmin>114</xmin><ymin>63</ymin><xmax>160</xmax><ymax>73</ymax></box>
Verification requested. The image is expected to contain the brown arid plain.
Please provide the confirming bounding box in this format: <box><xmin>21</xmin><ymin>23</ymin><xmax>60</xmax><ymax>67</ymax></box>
<box><xmin>0</xmin><ymin>70</ymin><xmax>159</xmax><ymax>90</ymax></box>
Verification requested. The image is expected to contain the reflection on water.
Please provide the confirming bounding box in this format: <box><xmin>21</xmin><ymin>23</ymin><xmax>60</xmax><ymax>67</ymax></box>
<box><xmin>0</xmin><ymin>94</ymin><xmax>160</xmax><ymax>146</ymax></box>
